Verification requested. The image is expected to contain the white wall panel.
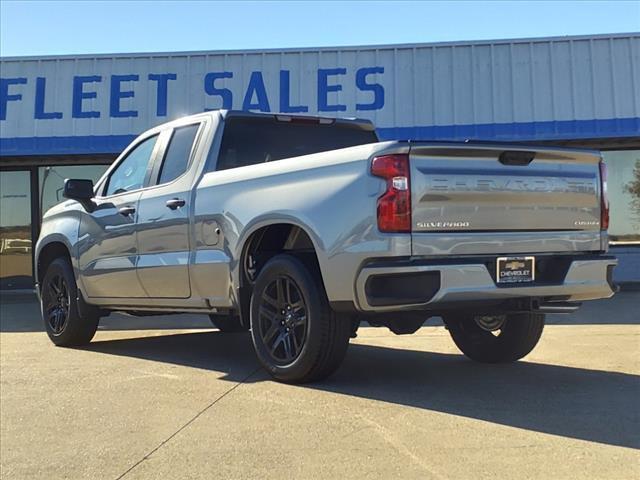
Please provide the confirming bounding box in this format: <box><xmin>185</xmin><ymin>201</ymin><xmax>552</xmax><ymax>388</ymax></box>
<box><xmin>1</xmin><ymin>33</ymin><xmax>638</xmax><ymax>154</ymax></box>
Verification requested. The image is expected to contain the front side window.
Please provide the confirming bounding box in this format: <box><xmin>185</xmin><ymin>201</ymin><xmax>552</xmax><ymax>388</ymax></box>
<box><xmin>104</xmin><ymin>135</ymin><xmax>158</xmax><ymax>196</ymax></box>
<box><xmin>157</xmin><ymin>124</ymin><xmax>200</xmax><ymax>185</ymax></box>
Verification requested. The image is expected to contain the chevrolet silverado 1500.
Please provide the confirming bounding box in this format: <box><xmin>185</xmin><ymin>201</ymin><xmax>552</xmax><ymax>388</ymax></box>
<box><xmin>36</xmin><ymin>110</ymin><xmax>617</xmax><ymax>382</ymax></box>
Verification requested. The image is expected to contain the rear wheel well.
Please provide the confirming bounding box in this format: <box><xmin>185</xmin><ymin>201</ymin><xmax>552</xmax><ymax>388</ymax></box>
<box><xmin>238</xmin><ymin>224</ymin><xmax>323</xmax><ymax>326</ymax></box>
<box><xmin>37</xmin><ymin>242</ymin><xmax>71</xmax><ymax>286</ymax></box>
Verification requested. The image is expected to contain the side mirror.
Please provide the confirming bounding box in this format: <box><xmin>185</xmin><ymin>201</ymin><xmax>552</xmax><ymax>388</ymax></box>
<box><xmin>63</xmin><ymin>178</ymin><xmax>94</xmax><ymax>200</ymax></box>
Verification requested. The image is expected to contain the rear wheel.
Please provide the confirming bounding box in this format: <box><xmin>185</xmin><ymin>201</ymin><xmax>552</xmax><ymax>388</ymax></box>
<box><xmin>208</xmin><ymin>313</ymin><xmax>247</xmax><ymax>333</ymax></box>
<box><xmin>250</xmin><ymin>254</ymin><xmax>351</xmax><ymax>383</ymax></box>
<box><xmin>41</xmin><ymin>257</ymin><xmax>99</xmax><ymax>346</ymax></box>
<box><xmin>444</xmin><ymin>312</ymin><xmax>545</xmax><ymax>363</ymax></box>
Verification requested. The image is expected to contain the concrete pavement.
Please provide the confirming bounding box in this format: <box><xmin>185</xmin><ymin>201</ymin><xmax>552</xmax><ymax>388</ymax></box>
<box><xmin>1</xmin><ymin>292</ymin><xmax>639</xmax><ymax>479</ymax></box>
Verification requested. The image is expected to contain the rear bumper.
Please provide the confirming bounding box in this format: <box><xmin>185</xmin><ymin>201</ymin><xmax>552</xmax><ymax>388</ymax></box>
<box><xmin>355</xmin><ymin>255</ymin><xmax>618</xmax><ymax>312</ymax></box>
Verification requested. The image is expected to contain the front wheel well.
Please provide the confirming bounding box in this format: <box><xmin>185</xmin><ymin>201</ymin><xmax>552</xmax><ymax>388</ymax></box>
<box><xmin>238</xmin><ymin>224</ymin><xmax>323</xmax><ymax>325</ymax></box>
<box><xmin>37</xmin><ymin>242</ymin><xmax>72</xmax><ymax>286</ymax></box>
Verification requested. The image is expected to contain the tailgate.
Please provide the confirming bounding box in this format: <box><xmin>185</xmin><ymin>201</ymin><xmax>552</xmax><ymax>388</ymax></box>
<box><xmin>409</xmin><ymin>144</ymin><xmax>604</xmax><ymax>255</ymax></box>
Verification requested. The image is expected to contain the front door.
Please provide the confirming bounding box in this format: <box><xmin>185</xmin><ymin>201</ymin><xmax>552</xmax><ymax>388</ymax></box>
<box><xmin>135</xmin><ymin>123</ymin><xmax>201</xmax><ymax>298</ymax></box>
<box><xmin>78</xmin><ymin>134</ymin><xmax>160</xmax><ymax>298</ymax></box>
<box><xmin>78</xmin><ymin>191</ymin><xmax>144</xmax><ymax>298</ymax></box>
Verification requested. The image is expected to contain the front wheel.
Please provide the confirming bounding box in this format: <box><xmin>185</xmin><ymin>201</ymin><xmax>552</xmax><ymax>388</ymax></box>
<box><xmin>249</xmin><ymin>254</ymin><xmax>351</xmax><ymax>383</ymax></box>
<box><xmin>444</xmin><ymin>312</ymin><xmax>545</xmax><ymax>363</ymax></box>
<box><xmin>41</xmin><ymin>257</ymin><xmax>99</xmax><ymax>346</ymax></box>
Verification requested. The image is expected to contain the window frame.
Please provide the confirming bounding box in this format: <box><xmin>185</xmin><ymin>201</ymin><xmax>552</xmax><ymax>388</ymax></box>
<box><xmin>97</xmin><ymin>133</ymin><xmax>162</xmax><ymax>198</ymax></box>
<box><xmin>148</xmin><ymin>122</ymin><xmax>203</xmax><ymax>188</ymax></box>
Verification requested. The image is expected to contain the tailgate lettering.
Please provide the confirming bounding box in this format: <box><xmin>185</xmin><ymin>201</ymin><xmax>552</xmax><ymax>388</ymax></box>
<box><xmin>427</xmin><ymin>177</ymin><xmax>595</xmax><ymax>194</ymax></box>
<box><xmin>416</xmin><ymin>221</ymin><xmax>470</xmax><ymax>229</ymax></box>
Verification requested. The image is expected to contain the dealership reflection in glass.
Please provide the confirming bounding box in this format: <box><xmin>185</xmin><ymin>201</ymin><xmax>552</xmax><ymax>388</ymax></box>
<box><xmin>39</xmin><ymin>165</ymin><xmax>108</xmax><ymax>219</ymax></box>
<box><xmin>0</xmin><ymin>170</ymin><xmax>33</xmax><ymax>289</ymax></box>
<box><xmin>603</xmin><ymin>150</ymin><xmax>640</xmax><ymax>245</ymax></box>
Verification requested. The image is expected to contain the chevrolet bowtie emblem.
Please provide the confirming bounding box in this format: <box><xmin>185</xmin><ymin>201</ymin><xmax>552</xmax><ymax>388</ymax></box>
<box><xmin>505</xmin><ymin>261</ymin><xmax>526</xmax><ymax>270</ymax></box>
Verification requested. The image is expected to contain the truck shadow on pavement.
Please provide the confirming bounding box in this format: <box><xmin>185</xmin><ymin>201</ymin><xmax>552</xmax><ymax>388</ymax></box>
<box><xmin>2</xmin><ymin>291</ymin><xmax>638</xmax><ymax>332</ymax></box>
<box><xmin>82</xmin><ymin>329</ymin><xmax>640</xmax><ymax>450</ymax></box>
<box><xmin>0</xmin><ymin>287</ymin><xmax>640</xmax><ymax>333</ymax></box>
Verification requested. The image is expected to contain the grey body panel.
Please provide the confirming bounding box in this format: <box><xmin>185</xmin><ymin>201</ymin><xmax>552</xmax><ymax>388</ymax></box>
<box><xmin>36</xmin><ymin>110</ymin><xmax>613</xmax><ymax>316</ymax></box>
<box><xmin>410</xmin><ymin>231</ymin><xmax>602</xmax><ymax>256</ymax></box>
<box><xmin>77</xmin><ymin>191</ymin><xmax>146</xmax><ymax>298</ymax></box>
<box><xmin>35</xmin><ymin>201</ymin><xmax>83</xmax><ymax>283</ymax></box>
<box><xmin>190</xmin><ymin>140</ymin><xmax>410</xmax><ymax>308</ymax></box>
<box><xmin>136</xmin><ymin>184</ymin><xmax>192</xmax><ymax>299</ymax></box>
<box><xmin>135</xmin><ymin>121</ymin><xmax>208</xmax><ymax>299</ymax></box>
<box><xmin>408</xmin><ymin>144</ymin><xmax>603</xmax><ymax>256</ymax></box>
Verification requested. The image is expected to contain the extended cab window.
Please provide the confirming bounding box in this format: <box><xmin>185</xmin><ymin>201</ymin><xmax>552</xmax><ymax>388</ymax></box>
<box><xmin>157</xmin><ymin>124</ymin><xmax>200</xmax><ymax>185</ymax></box>
<box><xmin>216</xmin><ymin>117</ymin><xmax>378</xmax><ymax>171</ymax></box>
<box><xmin>104</xmin><ymin>135</ymin><xmax>158</xmax><ymax>196</ymax></box>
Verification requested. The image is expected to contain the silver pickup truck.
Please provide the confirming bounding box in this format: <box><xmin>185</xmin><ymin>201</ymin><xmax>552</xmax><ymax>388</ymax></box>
<box><xmin>36</xmin><ymin>110</ymin><xmax>617</xmax><ymax>383</ymax></box>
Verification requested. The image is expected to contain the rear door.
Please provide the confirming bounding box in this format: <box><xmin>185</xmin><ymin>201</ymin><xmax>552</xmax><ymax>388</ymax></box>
<box><xmin>409</xmin><ymin>144</ymin><xmax>603</xmax><ymax>256</ymax></box>
<box><xmin>135</xmin><ymin>122</ymin><xmax>203</xmax><ymax>298</ymax></box>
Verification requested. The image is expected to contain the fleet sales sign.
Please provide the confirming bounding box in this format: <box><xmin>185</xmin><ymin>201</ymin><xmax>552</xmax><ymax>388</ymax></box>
<box><xmin>0</xmin><ymin>51</ymin><xmax>396</xmax><ymax>154</ymax></box>
<box><xmin>5</xmin><ymin>37</ymin><xmax>633</xmax><ymax>154</ymax></box>
<box><xmin>0</xmin><ymin>61</ymin><xmax>385</xmax><ymax>132</ymax></box>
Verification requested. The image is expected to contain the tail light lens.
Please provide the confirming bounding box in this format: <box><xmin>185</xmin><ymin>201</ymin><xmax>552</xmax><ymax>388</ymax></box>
<box><xmin>371</xmin><ymin>154</ymin><xmax>411</xmax><ymax>232</ymax></box>
<box><xmin>599</xmin><ymin>160</ymin><xmax>609</xmax><ymax>231</ymax></box>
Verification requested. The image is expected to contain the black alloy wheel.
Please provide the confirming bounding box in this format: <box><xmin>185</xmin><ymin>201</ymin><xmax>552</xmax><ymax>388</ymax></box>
<box><xmin>41</xmin><ymin>257</ymin><xmax>100</xmax><ymax>346</ymax></box>
<box><xmin>249</xmin><ymin>254</ymin><xmax>352</xmax><ymax>383</ymax></box>
<box><xmin>257</xmin><ymin>275</ymin><xmax>308</xmax><ymax>364</ymax></box>
<box><xmin>43</xmin><ymin>273</ymin><xmax>70</xmax><ymax>335</ymax></box>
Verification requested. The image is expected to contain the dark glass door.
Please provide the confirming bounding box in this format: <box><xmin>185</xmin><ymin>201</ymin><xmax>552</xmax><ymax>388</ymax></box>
<box><xmin>0</xmin><ymin>170</ymin><xmax>33</xmax><ymax>289</ymax></box>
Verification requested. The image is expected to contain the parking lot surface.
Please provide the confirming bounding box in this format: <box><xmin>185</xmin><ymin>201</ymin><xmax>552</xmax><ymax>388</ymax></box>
<box><xmin>1</xmin><ymin>292</ymin><xmax>639</xmax><ymax>479</ymax></box>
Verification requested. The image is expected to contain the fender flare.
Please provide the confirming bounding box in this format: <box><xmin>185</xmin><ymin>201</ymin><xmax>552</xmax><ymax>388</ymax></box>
<box><xmin>233</xmin><ymin>213</ymin><xmax>328</xmax><ymax>288</ymax></box>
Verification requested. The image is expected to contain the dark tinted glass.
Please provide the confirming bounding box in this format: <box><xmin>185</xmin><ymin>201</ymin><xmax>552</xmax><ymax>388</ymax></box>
<box><xmin>215</xmin><ymin>117</ymin><xmax>378</xmax><ymax>171</ymax></box>
<box><xmin>158</xmin><ymin>124</ymin><xmax>200</xmax><ymax>184</ymax></box>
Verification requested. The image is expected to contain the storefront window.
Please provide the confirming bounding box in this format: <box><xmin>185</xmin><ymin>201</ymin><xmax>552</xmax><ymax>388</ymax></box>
<box><xmin>39</xmin><ymin>165</ymin><xmax>109</xmax><ymax>219</ymax></box>
<box><xmin>603</xmin><ymin>150</ymin><xmax>640</xmax><ymax>245</ymax></box>
<box><xmin>0</xmin><ymin>170</ymin><xmax>33</xmax><ymax>289</ymax></box>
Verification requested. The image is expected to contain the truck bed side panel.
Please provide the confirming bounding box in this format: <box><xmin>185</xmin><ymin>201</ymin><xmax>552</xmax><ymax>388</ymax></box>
<box><xmin>191</xmin><ymin>142</ymin><xmax>410</xmax><ymax>306</ymax></box>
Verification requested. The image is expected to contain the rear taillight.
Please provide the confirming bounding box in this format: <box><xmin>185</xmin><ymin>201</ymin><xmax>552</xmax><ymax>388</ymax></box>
<box><xmin>599</xmin><ymin>160</ymin><xmax>609</xmax><ymax>231</ymax></box>
<box><xmin>371</xmin><ymin>154</ymin><xmax>411</xmax><ymax>233</ymax></box>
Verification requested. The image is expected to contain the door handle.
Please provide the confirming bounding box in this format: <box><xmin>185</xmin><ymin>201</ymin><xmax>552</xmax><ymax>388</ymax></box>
<box><xmin>118</xmin><ymin>205</ymin><xmax>136</xmax><ymax>216</ymax></box>
<box><xmin>165</xmin><ymin>198</ymin><xmax>186</xmax><ymax>210</ymax></box>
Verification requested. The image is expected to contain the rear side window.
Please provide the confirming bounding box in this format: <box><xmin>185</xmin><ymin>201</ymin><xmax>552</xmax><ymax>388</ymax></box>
<box><xmin>157</xmin><ymin>124</ymin><xmax>200</xmax><ymax>184</ymax></box>
<box><xmin>215</xmin><ymin>117</ymin><xmax>378</xmax><ymax>171</ymax></box>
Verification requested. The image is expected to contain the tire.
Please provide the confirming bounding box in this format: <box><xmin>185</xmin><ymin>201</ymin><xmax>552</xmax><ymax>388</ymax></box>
<box><xmin>249</xmin><ymin>254</ymin><xmax>351</xmax><ymax>383</ymax></box>
<box><xmin>208</xmin><ymin>313</ymin><xmax>248</xmax><ymax>333</ymax></box>
<box><xmin>41</xmin><ymin>257</ymin><xmax>99</xmax><ymax>346</ymax></box>
<box><xmin>445</xmin><ymin>312</ymin><xmax>545</xmax><ymax>363</ymax></box>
